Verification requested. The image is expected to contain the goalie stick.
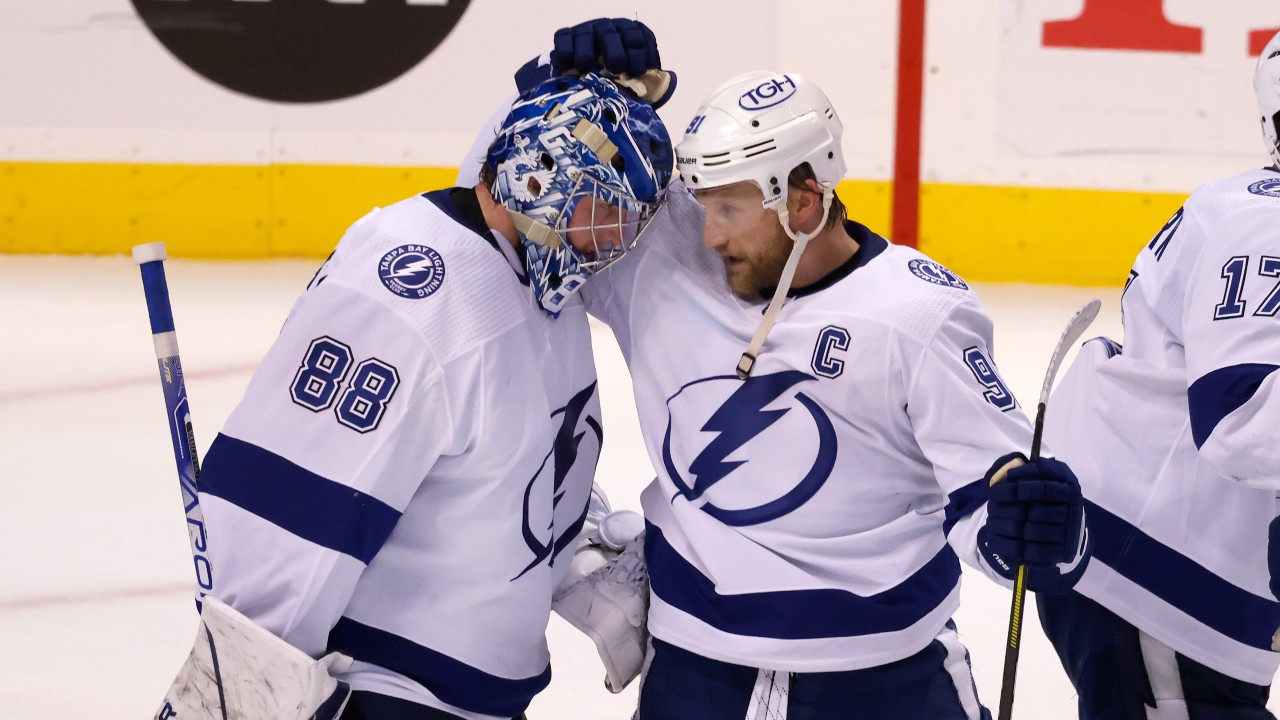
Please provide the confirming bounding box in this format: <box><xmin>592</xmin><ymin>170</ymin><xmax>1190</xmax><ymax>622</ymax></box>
<box><xmin>996</xmin><ymin>298</ymin><xmax>1101</xmax><ymax>720</ymax></box>
<box><xmin>133</xmin><ymin>242</ymin><xmax>213</xmax><ymax>604</ymax></box>
<box><xmin>135</xmin><ymin>244</ymin><xmax>352</xmax><ymax>720</ymax></box>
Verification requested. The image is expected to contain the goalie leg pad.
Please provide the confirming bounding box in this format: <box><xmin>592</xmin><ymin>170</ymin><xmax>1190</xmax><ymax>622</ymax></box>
<box><xmin>156</xmin><ymin>595</ymin><xmax>353</xmax><ymax>720</ymax></box>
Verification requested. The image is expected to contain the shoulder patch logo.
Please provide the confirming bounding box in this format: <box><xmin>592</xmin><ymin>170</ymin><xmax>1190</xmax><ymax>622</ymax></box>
<box><xmin>1247</xmin><ymin>178</ymin><xmax>1280</xmax><ymax>198</ymax></box>
<box><xmin>908</xmin><ymin>258</ymin><xmax>969</xmax><ymax>290</ymax></box>
<box><xmin>378</xmin><ymin>244</ymin><xmax>446</xmax><ymax>299</ymax></box>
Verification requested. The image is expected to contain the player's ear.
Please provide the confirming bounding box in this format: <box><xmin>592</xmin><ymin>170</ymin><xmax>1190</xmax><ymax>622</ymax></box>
<box><xmin>789</xmin><ymin>179</ymin><xmax>823</xmax><ymax>229</ymax></box>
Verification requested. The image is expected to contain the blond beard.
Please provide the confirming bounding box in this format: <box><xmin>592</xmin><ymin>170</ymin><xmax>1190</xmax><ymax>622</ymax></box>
<box><xmin>723</xmin><ymin>230</ymin><xmax>794</xmax><ymax>298</ymax></box>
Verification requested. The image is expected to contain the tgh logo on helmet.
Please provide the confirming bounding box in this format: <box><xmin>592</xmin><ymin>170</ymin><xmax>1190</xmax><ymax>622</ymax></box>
<box><xmin>737</xmin><ymin>74</ymin><xmax>798</xmax><ymax>111</ymax></box>
<box><xmin>131</xmin><ymin>0</ymin><xmax>472</xmax><ymax>103</ymax></box>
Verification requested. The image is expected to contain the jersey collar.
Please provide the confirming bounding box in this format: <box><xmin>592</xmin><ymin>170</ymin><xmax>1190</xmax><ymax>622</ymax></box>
<box><xmin>422</xmin><ymin>187</ymin><xmax>530</xmax><ymax>285</ymax></box>
<box><xmin>422</xmin><ymin>187</ymin><xmax>489</xmax><ymax>239</ymax></box>
<box><xmin>761</xmin><ymin>220</ymin><xmax>889</xmax><ymax>300</ymax></box>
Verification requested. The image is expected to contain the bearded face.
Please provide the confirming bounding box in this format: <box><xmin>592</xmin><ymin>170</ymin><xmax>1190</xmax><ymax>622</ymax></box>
<box><xmin>693</xmin><ymin>181</ymin><xmax>793</xmax><ymax>297</ymax></box>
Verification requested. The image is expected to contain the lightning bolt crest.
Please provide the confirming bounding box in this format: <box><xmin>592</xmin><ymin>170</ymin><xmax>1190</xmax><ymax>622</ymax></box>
<box><xmin>686</xmin><ymin>370</ymin><xmax>812</xmax><ymax>499</ymax></box>
<box><xmin>390</xmin><ymin>257</ymin><xmax>438</xmax><ymax>279</ymax></box>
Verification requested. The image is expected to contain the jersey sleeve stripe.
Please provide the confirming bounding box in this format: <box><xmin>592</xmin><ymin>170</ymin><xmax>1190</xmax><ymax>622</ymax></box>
<box><xmin>327</xmin><ymin>616</ymin><xmax>551</xmax><ymax>718</ymax></box>
<box><xmin>942</xmin><ymin>478</ymin><xmax>988</xmax><ymax>537</ymax></box>
<box><xmin>1187</xmin><ymin>363</ymin><xmax>1280</xmax><ymax>448</ymax></box>
<box><xmin>1085</xmin><ymin>499</ymin><xmax>1280</xmax><ymax>648</ymax></box>
<box><xmin>199</xmin><ymin>433</ymin><xmax>401</xmax><ymax>565</ymax></box>
<box><xmin>1082</xmin><ymin>335</ymin><xmax>1123</xmax><ymax>358</ymax></box>
<box><xmin>644</xmin><ymin>523</ymin><xmax>960</xmax><ymax>640</ymax></box>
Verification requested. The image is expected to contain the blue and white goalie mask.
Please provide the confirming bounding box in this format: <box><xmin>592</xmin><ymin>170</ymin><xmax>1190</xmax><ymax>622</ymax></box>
<box><xmin>487</xmin><ymin>73</ymin><xmax>674</xmax><ymax>314</ymax></box>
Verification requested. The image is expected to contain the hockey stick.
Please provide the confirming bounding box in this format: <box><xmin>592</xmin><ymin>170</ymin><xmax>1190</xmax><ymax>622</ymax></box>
<box><xmin>135</xmin><ymin>246</ymin><xmax>356</xmax><ymax>720</ymax></box>
<box><xmin>996</xmin><ymin>298</ymin><xmax>1101</xmax><ymax>720</ymax></box>
<box><xmin>133</xmin><ymin>242</ymin><xmax>213</xmax><ymax>605</ymax></box>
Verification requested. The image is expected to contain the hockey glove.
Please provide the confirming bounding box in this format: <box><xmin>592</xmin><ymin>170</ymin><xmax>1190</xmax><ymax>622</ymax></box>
<box><xmin>552</xmin><ymin>18</ymin><xmax>659</xmax><ymax>78</ymax></box>
<box><xmin>1269</xmin><ymin>515</ymin><xmax>1280</xmax><ymax>600</ymax></box>
<box><xmin>553</xmin><ymin>485</ymin><xmax>649</xmax><ymax>692</ymax></box>
<box><xmin>547</xmin><ymin>18</ymin><xmax>676</xmax><ymax>108</ymax></box>
<box><xmin>1269</xmin><ymin>515</ymin><xmax>1280</xmax><ymax>650</ymax></box>
<box><xmin>554</xmin><ymin>531</ymin><xmax>649</xmax><ymax>693</ymax></box>
<box><xmin>978</xmin><ymin>455</ymin><xmax>1091</xmax><ymax>595</ymax></box>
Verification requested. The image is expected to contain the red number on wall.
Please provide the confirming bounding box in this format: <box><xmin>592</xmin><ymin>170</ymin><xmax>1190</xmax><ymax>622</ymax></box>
<box><xmin>1251</xmin><ymin>29</ymin><xmax>1280</xmax><ymax>56</ymax></box>
<box><xmin>1043</xmin><ymin>0</ymin><xmax>1202</xmax><ymax>53</ymax></box>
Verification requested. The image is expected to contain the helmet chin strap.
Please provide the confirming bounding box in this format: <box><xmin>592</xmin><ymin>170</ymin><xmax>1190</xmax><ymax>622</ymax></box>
<box><xmin>736</xmin><ymin>188</ymin><xmax>834</xmax><ymax>379</ymax></box>
<box><xmin>507</xmin><ymin>209</ymin><xmax>564</xmax><ymax>248</ymax></box>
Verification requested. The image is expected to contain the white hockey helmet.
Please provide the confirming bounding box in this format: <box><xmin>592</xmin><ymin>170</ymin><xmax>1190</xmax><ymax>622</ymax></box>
<box><xmin>678</xmin><ymin>72</ymin><xmax>847</xmax><ymax>380</ymax></box>
<box><xmin>1257</xmin><ymin>31</ymin><xmax>1280</xmax><ymax>167</ymax></box>
<box><xmin>677</xmin><ymin>71</ymin><xmax>846</xmax><ymax>221</ymax></box>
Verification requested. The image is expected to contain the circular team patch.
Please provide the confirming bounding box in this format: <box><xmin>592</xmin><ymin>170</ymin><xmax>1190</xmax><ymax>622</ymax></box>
<box><xmin>1247</xmin><ymin>178</ymin><xmax>1280</xmax><ymax>198</ymax></box>
<box><xmin>378</xmin><ymin>244</ymin><xmax>446</xmax><ymax>299</ymax></box>
<box><xmin>908</xmin><ymin>258</ymin><xmax>969</xmax><ymax>290</ymax></box>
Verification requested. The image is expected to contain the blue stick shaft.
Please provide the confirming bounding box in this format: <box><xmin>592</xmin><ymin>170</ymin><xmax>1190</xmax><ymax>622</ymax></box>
<box><xmin>133</xmin><ymin>243</ymin><xmax>213</xmax><ymax>601</ymax></box>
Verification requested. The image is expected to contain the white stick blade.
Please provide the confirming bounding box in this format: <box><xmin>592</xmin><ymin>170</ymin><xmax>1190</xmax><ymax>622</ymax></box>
<box><xmin>1038</xmin><ymin>298</ymin><xmax>1102</xmax><ymax>404</ymax></box>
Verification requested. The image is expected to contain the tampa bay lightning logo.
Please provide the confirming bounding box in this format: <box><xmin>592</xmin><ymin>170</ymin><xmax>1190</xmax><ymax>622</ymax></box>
<box><xmin>662</xmin><ymin>370</ymin><xmax>836</xmax><ymax>526</ymax></box>
<box><xmin>513</xmin><ymin>382</ymin><xmax>603</xmax><ymax>580</ymax></box>
<box><xmin>908</xmin><ymin>258</ymin><xmax>968</xmax><ymax>290</ymax></box>
<box><xmin>1247</xmin><ymin>178</ymin><xmax>1280</xmax><ymax>198</ymax></box>
<box><xmin>378</xmin><ymin>244</ymin><xmax>446</xmax><ymax>299</ymax></box>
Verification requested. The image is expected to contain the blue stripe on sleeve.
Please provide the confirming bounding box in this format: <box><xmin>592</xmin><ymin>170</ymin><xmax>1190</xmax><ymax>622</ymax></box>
<box><xmin>943</xmin><ymin>478</ymin><xmax>988</xmax><ymax>537</ymax></box>
<box><xmin>199</xmin><ymin>433</ymin><xmax>401</xmax><ymax>565</ymax></box>
<box><xmin>1188</xmin><ymin>363</ymin><xmax>1278</xmax><ymax>448</ymax></box>
<box><xmin>1086</xmin><ymin>499</ymin><xmax>1280</xmax><ymax>649</ymax></box>
<box><xmin>1091</xmin><ymin>336</ymin><xmax>1122</xmax><ymax>358</ymax></box>
<box><xmin>645</xmin><ymin>523</ymin><xmax>960</xmax><ymax>640</ymax></box>
<box><xmin>327</xmin><ymin>617</ymin><xmax>550</xmax><ymax>718</ymax></box>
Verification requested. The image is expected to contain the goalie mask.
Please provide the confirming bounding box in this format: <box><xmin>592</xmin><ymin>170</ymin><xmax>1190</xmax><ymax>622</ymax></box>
<box><xmin>1257</xmin><ymin>30</ymin><xmax>1280</xmax><ymax>168</ymax></box>
<box><xmin>486</xmin><ymin>73</ymin><xmax>674</xmax><ymax>314</ymax></box>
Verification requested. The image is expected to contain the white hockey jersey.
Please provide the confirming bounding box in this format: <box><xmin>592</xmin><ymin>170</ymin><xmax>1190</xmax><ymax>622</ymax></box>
<box><xmin>583</xmin><ymin>183</ymin><xmax>1035</xmax><ymax>671</ymax></box>
<box><xmin>1045</xmin><ymin>166</ymin><xmax>1280</xmax><ymax>684</ymax></box>
<box><xmin>197</xmin><ymin>188</ymin><xmax>602</xmax><ymax>719</ymax></box>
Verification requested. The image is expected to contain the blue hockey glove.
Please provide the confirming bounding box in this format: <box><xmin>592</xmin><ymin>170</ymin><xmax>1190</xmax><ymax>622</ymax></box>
<box><xmin>1269</xmin><ymin>515</ymin><xmax>1280</xmax><ymax>600</ymax></box>
<box><xmin>551</xmin><ymin>18</ymin><xmax>660</xmax><ymax>78</ymax></box>
<box><xmin>544</xmin><ymin>18</ymin><xmax>676</xmax><ymax>108</ymax></box>
<box><xmin>978</xmin><ymin>455</ymin><xmax>1091</xmax><ymax>594</ymax></box>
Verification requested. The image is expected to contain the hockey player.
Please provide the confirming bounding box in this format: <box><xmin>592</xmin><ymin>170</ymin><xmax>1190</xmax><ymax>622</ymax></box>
<box><xmin>154</xmin><ymin>72</ymin><xmax>673</xmax><ymax>720</ymax></box>
<box><xmin>474</xmin><ymin>22</ymin><xmax>1095</xmax><ymax>716</ymax></box>
<box><xmin>1037</xmin><ymin>31</ymin><xmax>1280</xmax><ymax>719</ymax></box>
<box><xmin>601</xmin><ymin>70</ymin><xmax>1091</xmax><ymax>720</ymax></box>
